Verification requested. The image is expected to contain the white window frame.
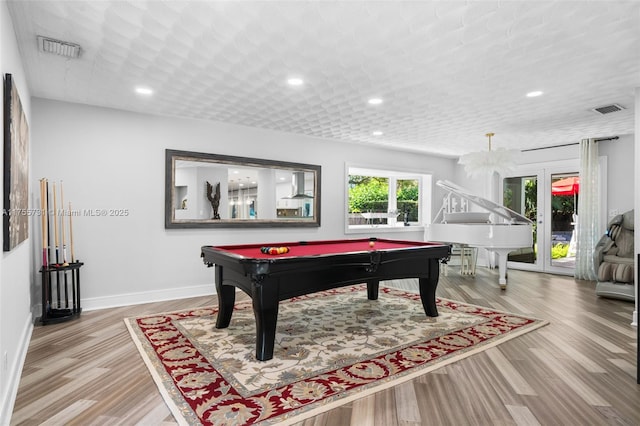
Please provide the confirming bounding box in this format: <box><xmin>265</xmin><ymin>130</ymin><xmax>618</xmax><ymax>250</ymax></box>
<box><xmin>345</xmin><ymin>163</ymin><xmax>432</xmax><ymax>234</ymax></box>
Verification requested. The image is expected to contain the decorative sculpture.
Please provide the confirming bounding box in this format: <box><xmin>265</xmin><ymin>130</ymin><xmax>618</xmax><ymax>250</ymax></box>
<box><xmin>206</xmin><ymin>181</ymin><xmax>221</xmax><ymax>219</ymax></box>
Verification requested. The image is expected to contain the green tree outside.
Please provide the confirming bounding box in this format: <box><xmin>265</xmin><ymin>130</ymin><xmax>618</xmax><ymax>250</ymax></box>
<box><xmin>348</xmin><ymin>176</ymin><xmax>389</xmax><ymax>213</ymax></box>
<box><xmin>348</xmin><ymin>176</ymin><xmax>419</xmax><ymax>222</ymax></box>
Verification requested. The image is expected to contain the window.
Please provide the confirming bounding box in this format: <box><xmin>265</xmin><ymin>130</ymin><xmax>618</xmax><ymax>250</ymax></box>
<box><xmin>346</xmin><ymin>165</ymin><xmax>431</xmax><ymax>232</ymax></box>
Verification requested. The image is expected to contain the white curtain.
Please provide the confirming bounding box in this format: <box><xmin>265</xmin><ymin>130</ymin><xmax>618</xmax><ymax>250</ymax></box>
<box><xmin>575</xmin><ymin>138</ymin><xmax>599</xmax><ymax>280</ymax></box>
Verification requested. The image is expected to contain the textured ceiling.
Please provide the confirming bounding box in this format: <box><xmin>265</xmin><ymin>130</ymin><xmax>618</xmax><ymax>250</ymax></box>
<box><xmin>7</xmin><ymin>0</ymin><xmax>640</xmax><ymax>157</ymax></box>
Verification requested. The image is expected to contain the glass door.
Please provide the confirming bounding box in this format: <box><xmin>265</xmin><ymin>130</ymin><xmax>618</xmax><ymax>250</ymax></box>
<box><xmin>502</xmin><ymin>160</ymin><xmax>580</xmax><ymax>276</ymax></box>
<box><xmin>503</xmin><ymin>175</ymin><xmax>539</xmax><ymax>268</ymax></box>
<box><xmin>550</xmin><ymin>173</ymin><xmax>579</xmax><ymax>271</ymax></box>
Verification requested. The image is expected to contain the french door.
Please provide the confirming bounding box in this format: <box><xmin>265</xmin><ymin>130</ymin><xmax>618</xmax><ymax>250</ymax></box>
<box><xmin>502</xmin><ymin>160</ymin><xmax>580</xmax><ymax>276</ymax></box>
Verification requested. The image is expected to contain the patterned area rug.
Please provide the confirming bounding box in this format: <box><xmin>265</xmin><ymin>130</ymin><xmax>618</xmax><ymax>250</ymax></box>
<box><xmin>125</xmin><ymin>285</ymin><xmax>547</xmax><ymax>425</ymax></box>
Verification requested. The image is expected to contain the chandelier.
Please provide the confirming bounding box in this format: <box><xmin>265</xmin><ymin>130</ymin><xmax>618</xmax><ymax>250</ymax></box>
<box><xmin>458</xmin><ymin>133</ymin><xmax>520</xmax><ymax>178</ymax></box>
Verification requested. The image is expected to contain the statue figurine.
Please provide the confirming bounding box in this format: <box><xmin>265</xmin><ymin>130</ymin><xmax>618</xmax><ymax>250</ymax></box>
<box><xmin>206</xmin><ymin>181</ymin><xmax>221</xmax><ymax>219</ymax></box>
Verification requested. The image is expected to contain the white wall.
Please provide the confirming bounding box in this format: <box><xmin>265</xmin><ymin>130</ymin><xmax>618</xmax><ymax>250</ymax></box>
<box><xmin>598</xmin><ymin>134</ymin><xmax>635</xmax><ymax>215</ymax></box>
<box><xmin>31</xmin><ymin>98</ymin><xmax>456</xmax><ymax>310</ymax></box>
<box><xmin>0</xmin><ymin>1</ymin><xmax>34</xmax><ymax>422</ymax></box>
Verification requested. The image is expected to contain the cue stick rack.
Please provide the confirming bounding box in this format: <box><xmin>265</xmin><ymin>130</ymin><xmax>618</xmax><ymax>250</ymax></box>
<box><xmin>38</xmin><ymin>178</ymin><xmax>84</xmax><ymax>325</ymax></box>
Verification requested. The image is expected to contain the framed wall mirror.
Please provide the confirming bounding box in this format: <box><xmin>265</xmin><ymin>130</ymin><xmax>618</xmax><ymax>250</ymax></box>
<box><xmin>165</xmin><ymin>149</ymin><xmax>321</xmax><ymax>228</ymax></box>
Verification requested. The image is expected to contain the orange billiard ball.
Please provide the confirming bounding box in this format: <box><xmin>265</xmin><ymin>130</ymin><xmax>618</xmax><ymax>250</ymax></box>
<box><xmin>369</xmin><ymin>241</ymin><xmax>375</xmax><ymax>248</ymax></box>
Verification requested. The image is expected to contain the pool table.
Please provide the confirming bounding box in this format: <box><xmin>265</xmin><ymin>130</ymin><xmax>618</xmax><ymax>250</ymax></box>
<box><xmin>201</xmin><ymin>238</ymin><xmax>450</xmax><ymax>361</ymax></box>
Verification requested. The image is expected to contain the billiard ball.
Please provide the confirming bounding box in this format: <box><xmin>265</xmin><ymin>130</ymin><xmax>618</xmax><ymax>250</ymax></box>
<box><xmin>369</xmin><ymin>241</ymin><xmax>375</xmax><ymax>247</ymax></box>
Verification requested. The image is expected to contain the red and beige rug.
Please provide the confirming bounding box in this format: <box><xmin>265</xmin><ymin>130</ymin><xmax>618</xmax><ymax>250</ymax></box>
<box><xmin>125</xmin><ymin>285</ymin><xmax>547</xmax><ymax>425</ymax></box>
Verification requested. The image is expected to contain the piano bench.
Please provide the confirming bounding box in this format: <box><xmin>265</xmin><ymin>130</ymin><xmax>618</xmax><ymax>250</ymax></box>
<box><xmin>442</xmin><ymin>244</ymin><xmax>478</xmax><ymax>277</ymax></box>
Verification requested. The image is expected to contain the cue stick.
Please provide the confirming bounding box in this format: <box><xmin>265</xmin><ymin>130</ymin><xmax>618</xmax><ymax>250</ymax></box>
<box><xmin>52</xmin><ymin>182</ymin><xmax>60</xmax><ymax>266</ymax></box>
<box><xmin>68</xmin><ymin>200</ymin><xmax>76</xmax><ymax>312</ymax></box>
<box><xmin>60</xmin><ymin>181</ymin><xmax>69</xmax><ymax>266</ymax></box>
<box><xmin>46</xmin><ymin>179</ymin><xmax>52</xmax><ymax>266</ymax></box>
<box><xmin>45</xmin><ymin>180</ymin><xmax>60</xmax><ymax>307</ymax></box>
<box><xmin>40</xmin><ymin>179</ymin><xmax>50</xmax><ymax>314</ymax></box>
<box><xmin>44</xmin><ymin>179</ymin><xmax>50</xmax><ymax>267</ymax></box>
<box><xmin>56</xmin><ymin>181</ymin><xmax>69</xmax><ymax>308</ymax></box>
<box><xmin>69</xmin><ymin>201</ymin><xmax>75</xmax><ymax>263</ymax></box>
<box><xmin>39</xmin><ymin>179</ymin><xmax>47</xmax><ymax>268</ymax></box>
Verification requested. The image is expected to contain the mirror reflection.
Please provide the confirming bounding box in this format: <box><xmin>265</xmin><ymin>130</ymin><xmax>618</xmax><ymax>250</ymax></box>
<box><xmin>165</xmin><ymin>150</ymin><xmax>321</xmax><ymax>228</ymax></box>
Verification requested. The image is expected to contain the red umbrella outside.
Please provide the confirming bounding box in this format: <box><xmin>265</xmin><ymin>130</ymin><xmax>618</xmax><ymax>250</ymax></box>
<box><xmin>552</xmin><ymin>176</ymin><xmax>579</xmax><ymax>196</ymax></box>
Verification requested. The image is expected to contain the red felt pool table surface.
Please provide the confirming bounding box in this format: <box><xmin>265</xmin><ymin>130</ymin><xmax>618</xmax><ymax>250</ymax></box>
<box><xmin>212</xmin><ymin>238</ymin><xmax>439</xmax><ymax>259</ymax></box>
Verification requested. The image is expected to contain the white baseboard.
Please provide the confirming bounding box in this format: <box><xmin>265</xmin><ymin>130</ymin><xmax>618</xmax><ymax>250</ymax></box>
<box><xmin>81</xmin><ymin>283</ymin><xmax>216</xmax><ymax>311</ymax></box>
<box><xmin>0</xmin><ymin>313</ymin><xmax>33</xmax><ymax>426</ymax></box>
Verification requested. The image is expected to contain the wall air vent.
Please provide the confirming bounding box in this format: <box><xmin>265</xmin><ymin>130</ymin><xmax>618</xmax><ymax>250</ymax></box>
<box><xmin>37</xmin><ymin>35</ymin><xmax>81</xmax><ymax>59</ymax></box>
<box><xmin>591</xmin><ymin>104</ymin><xmax>625</xmax><ymax>115</ymax></box>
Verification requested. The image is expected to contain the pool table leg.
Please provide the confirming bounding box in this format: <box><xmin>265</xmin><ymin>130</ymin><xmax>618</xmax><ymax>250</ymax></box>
<box><xmin>215</xmin><ymin>265</ymin><xmax>236</xmax><ymax>329</ymax></box>
<box><xmin>419</xmin><ymin>258</ymin><xmax>440</xmax><ymax>317</ymax></box>
<box><xmin>252</xmin><ymin>280</ymin><xmax>279</xmax><ymax>361</ymax></box>
<box><xmin>366</xmin><ymin>280</ymin><xmax>379</xmax><ymax>300</ymax></box>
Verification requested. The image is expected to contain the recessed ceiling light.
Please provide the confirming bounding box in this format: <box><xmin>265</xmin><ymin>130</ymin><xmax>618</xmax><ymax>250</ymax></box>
<box><xmin>135</xmin><ymin>86</ymin><xmax>154</xmax><ymax>96</ymax></box>
<box><xmin>287</xmin><ymin>77</ymin><xmax>304</xmax><ymax>86</ymax></box>
<box><xmin>526</xmin><ymin>91</ymin><xmax>543</xmax><ymax>97</ymax></box>
<box><xmin>372</xmin><ymin>131</ymin><xmax>383</xmax><ymax>136</ymax></box>
<box><xmin>368</xmin><ymin>98</ymin><xmax>383</xmax><ymax>105</ymax></box>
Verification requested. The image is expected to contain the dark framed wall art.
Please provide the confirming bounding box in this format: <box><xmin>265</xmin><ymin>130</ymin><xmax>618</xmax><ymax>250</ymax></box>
<box><xmin>3</xmin><ymin>73</ymin><xmax>30</xmax><ymax>251</ymax></box>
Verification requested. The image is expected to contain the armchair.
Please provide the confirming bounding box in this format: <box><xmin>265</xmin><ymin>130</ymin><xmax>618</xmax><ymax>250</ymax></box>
<box><xmin>594</xmin><ymin>209</ymin><xmax>634</xmax><ymax>301</ymax></box>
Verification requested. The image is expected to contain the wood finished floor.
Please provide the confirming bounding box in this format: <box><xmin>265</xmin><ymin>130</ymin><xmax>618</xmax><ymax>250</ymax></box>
<box><xmin>10</xmin><ymin>267</ymin><xmax>639</xmax><ymax>425</ymax></box>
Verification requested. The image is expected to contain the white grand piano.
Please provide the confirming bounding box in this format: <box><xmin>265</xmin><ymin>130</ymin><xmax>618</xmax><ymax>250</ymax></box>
<box><xmin>426</xmin><ymin>180</ymin><xmax>533</xmax><ymax>289</ymax></box>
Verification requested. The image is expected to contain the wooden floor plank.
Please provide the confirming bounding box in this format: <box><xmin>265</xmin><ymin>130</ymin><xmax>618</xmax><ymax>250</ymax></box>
<box><xmin>38</xmin><ymin>400</ymin><xmax>98</xmax><ymax>426</ymax></box>
<box><xmin>485</xmin><ymin>347</ymin><xmax>537</xmax><ymax>396</ymax></box>
<box><xmin>561</xmin><ymin>319</ymin><xmax>627</xmax><ymax>354</ymax></box>
<box><xmin>393</xmin><ymin>382</ymin><xmax>421</xmax><ymax>423</ymax></box>
<box><xmin>537</xmin><ymin>330</ymin><xmax>607</xmax><ymax>373</ymax></box>
<box><xmin>529</xmin><ymin>347</ymin><xmax>610</xmax><ymax>407</ymax></box>
<box><xmin>12</xmin><ymin>368</ymin><xmax>110</xmax><ymax>424</ymax></box>
<box><xmin>607</xmin><ymin>358</ymin><xmax>637</xmax><ymax>378</ymax></box>
<box><xmin>349</xmin><ymin>394</ymin><xmax>376</xmax><ymax>426</ymax></box>
<box><xmin>504</xmin><ymin>405</ymin><xmax>540</xmax><ymax>426</ymax></box>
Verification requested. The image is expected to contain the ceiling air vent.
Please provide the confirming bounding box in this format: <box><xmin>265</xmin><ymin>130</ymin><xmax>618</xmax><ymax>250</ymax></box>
<box><xmin>591</xmin><ymin>104</ymin><xmax>625</xmax><ymax>115</ymax></box>
<box><xmin>37</xmin><ymin>36</ymin><xmax>81</xmax><ymax>59</ymax></box>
